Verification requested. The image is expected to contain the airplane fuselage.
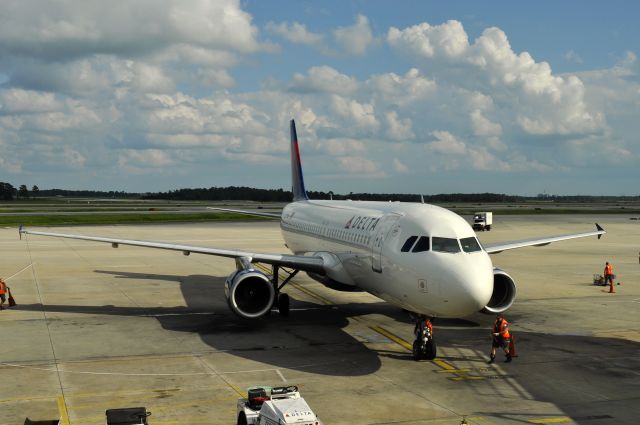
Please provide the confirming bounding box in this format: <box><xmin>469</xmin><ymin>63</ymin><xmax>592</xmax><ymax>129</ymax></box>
<box><xmin>280</xmin><ymin>200</ymin><xmax>494</xmax><ymax>318</ymax></box>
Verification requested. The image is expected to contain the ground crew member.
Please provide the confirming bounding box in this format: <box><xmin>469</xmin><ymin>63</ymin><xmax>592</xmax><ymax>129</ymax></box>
<box><xmin>489</xmin><ymin>313</ymin><xmax>512</xmax><ymax>363</ymax></box>
<box><xmin>414</xmin><ymin>315</ymin><xmax>433</xmax><ymax>338</ymax></box>
<box><xmin>604</xmin><ymin>262</ymin><xmax>614</xmax><ymax>286</ymax></box>
<box><xmin>0</xmin><ymin>278</ymin><xmax>7</xmax><ymax>310</ymax></box>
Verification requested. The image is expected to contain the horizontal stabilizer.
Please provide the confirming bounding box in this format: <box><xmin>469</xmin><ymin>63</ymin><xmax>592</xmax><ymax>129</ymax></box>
<box><xmin>207</xmin><ymin>207</ymin><xmax>281</xmax><ymax>218</ymax></box>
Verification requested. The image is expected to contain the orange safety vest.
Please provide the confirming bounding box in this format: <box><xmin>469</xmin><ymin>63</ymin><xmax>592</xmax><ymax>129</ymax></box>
<box><xmin>0</xmin><ymin>281</ymin><xmax>6</xmax><ymax>295</ymax></box>
<box><xmin>494</xmin><ymin>318</ymin><xmax>510</xmax><ymax>339</ymax></box>
<box><xmin>604</xmin><ymin>264</ymin><xmax>613</xmax><ymax>276</ymax></box>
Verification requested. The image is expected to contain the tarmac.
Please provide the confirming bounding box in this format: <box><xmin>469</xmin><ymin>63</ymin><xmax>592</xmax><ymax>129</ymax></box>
<box><xmin>0</xmin><ymin>214</ymin><xmax>639</xmax><ymax>425</ymax></box>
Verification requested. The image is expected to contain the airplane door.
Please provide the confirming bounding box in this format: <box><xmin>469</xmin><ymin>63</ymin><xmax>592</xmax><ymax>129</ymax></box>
<box><xmin>371</xmin><ymin>215</ymin><xmax>399</xmax><ymax>273</ymax></box>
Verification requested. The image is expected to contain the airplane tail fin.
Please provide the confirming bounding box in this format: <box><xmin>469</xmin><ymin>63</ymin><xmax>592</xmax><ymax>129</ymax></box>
<box><xmin>290</xmin><ymin>119</ymin><xmax>309</xmax><ymax>201</ymax></box>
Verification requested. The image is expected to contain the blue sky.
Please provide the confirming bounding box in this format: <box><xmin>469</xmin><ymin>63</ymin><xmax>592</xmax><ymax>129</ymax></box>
<box><xmin>0</xmin><ymin>0</ymin><xmax>639</xmax><ymax>195</ymax></box>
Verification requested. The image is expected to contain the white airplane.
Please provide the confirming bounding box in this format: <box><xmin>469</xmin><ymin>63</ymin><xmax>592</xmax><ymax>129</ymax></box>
<box><xmin>20</xmin><ymin>120</ymin><xmax>605</xmax><ymax>358</ymax></box>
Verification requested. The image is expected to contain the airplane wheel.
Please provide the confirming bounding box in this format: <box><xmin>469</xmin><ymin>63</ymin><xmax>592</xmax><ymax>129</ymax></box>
<box><xmin>278</xmin><ymin>293</ymin><xmax>290</xmax><ymax>317</ymax></box>
<box><xmin>237</xmin><ymin>412</ymin><xmax>247</xmax><ymax>425</ymax></box>
<box><xmin>412</xmin><ymin>340</ymin><xmax>423</xmax><ymax>361</ymax></box>
<box><xmin>425</xmin><ymin>339</ymin><xmax>437</xmax><ymax>360</ymax></box>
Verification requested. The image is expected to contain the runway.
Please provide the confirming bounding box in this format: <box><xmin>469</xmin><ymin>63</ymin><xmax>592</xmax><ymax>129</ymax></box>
<box><xmin>1</xmin><ymin>216</ymin><xmax>638</xmax><ymax>424</ymax></box>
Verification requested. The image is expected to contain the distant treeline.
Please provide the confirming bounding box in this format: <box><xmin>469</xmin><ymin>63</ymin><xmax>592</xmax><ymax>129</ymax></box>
<box><xmin>144</xmin><ymin>186</ymin><xmax>291</xmax><ymax>202</ymax></box>
<box><xmin>2</xmin><ymin>182</ymin><xmax>639</xmax><ymax>203</ymax></box>
<box><xmin>141</xmin><ymin>188</ymin><xmax>640</xmax><ymax>203</ymax></box>
<box><xmin>35</xmin><ymin>188</ymin><xmax>141</xmax><ymax>199</ymax></box>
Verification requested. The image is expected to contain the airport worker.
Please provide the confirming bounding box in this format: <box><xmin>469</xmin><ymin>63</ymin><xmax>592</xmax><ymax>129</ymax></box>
<box><xmin>414</xmin><ymin>315</ymin><xmax>433</xmax><ymax>337</ymax></box>
<box><xmin>489</xmin><ymin>313</ymin><xmax>512</xmax><ymax>363</ymax></box>
<box><xmin>604</xmin><ymin>262</ymin><xmax>614</xmax><ymax>286</ymax></box>
<box><xmin>0</xmin><ymin>278</ymin><xmax>7</xmax><ymax>310</ymax></box>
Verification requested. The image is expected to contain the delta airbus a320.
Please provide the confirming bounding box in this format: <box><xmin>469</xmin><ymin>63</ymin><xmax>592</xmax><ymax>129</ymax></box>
<box><xmin>21</xmin><ymin>120</ymin><xmax>605</xmax><ymax>358</ymax></box>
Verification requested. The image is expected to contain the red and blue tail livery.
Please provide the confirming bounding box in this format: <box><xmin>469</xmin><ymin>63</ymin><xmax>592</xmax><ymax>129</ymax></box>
<box><xmin>290</xmin><ymin>120</ymin><xmax>308</xmax><ymax>201</ymax></box>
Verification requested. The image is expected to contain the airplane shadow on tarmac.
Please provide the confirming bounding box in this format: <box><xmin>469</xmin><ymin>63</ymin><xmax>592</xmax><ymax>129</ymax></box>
<box><xmin>14</xmin><ymin>269</ymin><xmax>384</xmax><ymax>377</ymax></box>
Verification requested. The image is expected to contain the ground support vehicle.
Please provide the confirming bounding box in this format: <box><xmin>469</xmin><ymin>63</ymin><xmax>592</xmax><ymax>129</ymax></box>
<box><xmin>236</xmin><ymin>385</ymin><xmax>322</xmax><ymax>425</ymax></box>
<box><xmin>472</xmin><ymin>212</ymin><xmax>493</xmax><ymax>231</ymax></box>
<box><xmin>105</xmin><ymin>407</ymin><xmax>150</xmax><ymax>424</ymax></box>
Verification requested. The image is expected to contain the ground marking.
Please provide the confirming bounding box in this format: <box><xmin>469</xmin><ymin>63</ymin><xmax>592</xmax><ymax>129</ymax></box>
<box><xmin>4</xmin><ymin>262</ymin><xmax>35</xmax><ymax>281</ymax></box>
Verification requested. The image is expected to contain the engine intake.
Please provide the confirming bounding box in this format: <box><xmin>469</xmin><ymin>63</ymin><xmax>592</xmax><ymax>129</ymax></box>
<box><xmin>482</xmin><ymin>268</ymin><xmax>517</xmax><ymax>314</ymax></box>
<box><xmin>225</xmin><ymin>269</ymin><xmax>275</xmax><ymax>319</ymax></box>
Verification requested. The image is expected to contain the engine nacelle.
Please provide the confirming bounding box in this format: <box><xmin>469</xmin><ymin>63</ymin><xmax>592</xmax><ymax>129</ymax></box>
<box><xmin>225</xmin><ymin>269</ymin><xmax>275</xmax><ymax>319</ymax></box>
<box><xmin>481</xmin><ymin>268</ymin><xmax>517</xmax><ymax>314</ymax></box>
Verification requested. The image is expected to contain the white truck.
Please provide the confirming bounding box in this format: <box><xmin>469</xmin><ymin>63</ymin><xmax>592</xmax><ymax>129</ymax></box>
<box><xmin>236</xmin><ymin>385</ymin><xmax>323</xmax><ymax>425</ymax></box>
<box><xmin>472</xmin><ymin>212</ymin><xmax>492</xmax><ymax>231</ymax></box>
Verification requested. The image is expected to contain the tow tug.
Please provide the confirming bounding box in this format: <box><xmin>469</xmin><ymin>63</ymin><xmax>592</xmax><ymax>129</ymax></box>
<box><xmin>236</xmin><ymin>385</ymin><xmax>323</xmax><ymax>425</ymax></box>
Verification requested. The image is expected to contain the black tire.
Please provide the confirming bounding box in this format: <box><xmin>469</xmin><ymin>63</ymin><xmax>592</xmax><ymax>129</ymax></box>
<box><xmin>424</xmin><ymin>339</ymin><xmax>437</xmax><ymax>360</ymax></box>
<box><xmin>278</xmin><ymin>293</ymin><xmax>290</xmax><ymax>317</ymax></box>
<box><xmin>237</xmin><ymin>412</ymin><xmax>247</xmax><ymax>425</ymax></box>
<box><xmin>412</xmin><ymin>340</ymin><xmax>423</xmax><ymax>361</ymax></box>
<box><xmin>486</xmin><ymin>225</ymin><xmax>491</xmax><ymax>231</ymax></box>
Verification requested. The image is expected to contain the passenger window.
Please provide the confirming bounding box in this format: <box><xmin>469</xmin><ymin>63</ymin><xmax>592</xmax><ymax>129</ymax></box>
<box><xmin>401</xmin><ymin>236</ymin><xmax>418</xmax><ymax>252</ymax></box>
<box><xmin>412</xmin><ymin>236</ymin><xmax>429</xmax><ymax>252</ymax></box>
<box><xmin>432</xmin><ymin>237</ymin><xmax>461</xmax><ymax>253</ymax></box>
<box><xmin>461</xmin><ymin>237</ymin><xmax>482</xmax><ymax>252</ymax></box>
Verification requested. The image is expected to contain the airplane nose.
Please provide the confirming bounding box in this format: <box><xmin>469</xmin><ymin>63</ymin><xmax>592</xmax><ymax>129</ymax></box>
<box><xmin>444</xmin><ymin>255</ymin><xmax>493</xmax><ymax>315</ymax></box>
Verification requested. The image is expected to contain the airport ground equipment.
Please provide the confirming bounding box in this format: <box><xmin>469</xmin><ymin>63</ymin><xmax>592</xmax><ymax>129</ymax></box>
<box><xmin>593</xmin><ymin>273</ymin><xmax>616</xmax><ymax>286</ymax></box>
<box><xmin>23</xmin><ymin>419</ymin><xmax>59</xmax><ymax>425</ymax></box>
<box><xmin>105</xmin><ymin>407</ymin><xmax>150</xmax><ymax>425</ymax></box>
<box><xmin>472</xmin><ymin>212</ymin><xmax>493</xmax><ymax>231</ymax></box>
<box><xmin>236</xmin><ymin>385</ymin><xmax>323</xmax><ymax>425</ymax></box>
<box><xmin>412</xmin><ymin>322</ymin><xmax>436</xmax><ymax>361</ymax></box>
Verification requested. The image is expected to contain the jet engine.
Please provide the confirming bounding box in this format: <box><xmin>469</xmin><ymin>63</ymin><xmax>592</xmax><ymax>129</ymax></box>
<box><xmin>225</xmin><ymin>269</ymin><xmax>275</xmax><ymax>319</ymax></box>
<box><xmin>481</xmin><ymin>268</ymin><xmax>517</xmax><ymax>314</ymax></box>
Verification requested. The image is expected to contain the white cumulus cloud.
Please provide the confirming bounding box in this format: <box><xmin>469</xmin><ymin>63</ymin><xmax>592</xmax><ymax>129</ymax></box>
<box><xmin>289</xmin><ymin>66</ymin><xmax>359</xmax><ymax>95</ymax></box>
<box><xmin>334</xmin><ymin>15</ymin><xmax>374</xmax><ymax>56</ymax></box>
<box><xmin>266</xmin><ymin>21</ymin><xmax>324</xmax><ymax>46</ymax></box>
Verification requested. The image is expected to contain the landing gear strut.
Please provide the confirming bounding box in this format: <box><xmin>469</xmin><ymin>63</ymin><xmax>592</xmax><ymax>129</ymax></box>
<box><xmin>412</xmin><ymin>316</ymin><xmax>437</xmax><ymax>361</ymax></box>
<box><xmin>270</xmin><ymin>265</ymin><xmax>297</xmax><ymax>317</ymax></box>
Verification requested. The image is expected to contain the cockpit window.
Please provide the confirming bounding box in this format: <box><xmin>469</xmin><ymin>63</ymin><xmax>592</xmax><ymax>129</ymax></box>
<box><xmin>401</xmin><ymin>236</ymin><xmax>418</xmax><ymax>252</ymax></box>
<box><xmin>461</xmin><ymin>237</ymin><xmax>482</xmax><ymax>252</ymax></box>
<box><xmin>432</xmin><ymin>237</ymin><xmax>461</xmax><ymax>253</ymax></box>
<box><xmin>412</xmin><ymin>236</ymin><xmax>429</xmax><ymax>252</ymax></box>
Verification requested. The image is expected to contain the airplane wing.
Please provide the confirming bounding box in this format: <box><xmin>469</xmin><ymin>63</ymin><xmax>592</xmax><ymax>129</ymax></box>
<box><xmin>207</xmin><ymin>207</ymin><xmax>281</xmax><ymax>218</ymax></box>
<box><xmin>483</xmin><ymin>223</ymin><xmax>605</xmax><ymax>254</ymax></box>
<box><xmin>20</xmin><ymin>229</ymin><xmax>324</xmax><ymax>274</ymax></box>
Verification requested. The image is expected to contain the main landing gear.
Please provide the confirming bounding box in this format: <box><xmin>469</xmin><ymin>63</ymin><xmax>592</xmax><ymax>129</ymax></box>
<box><xmin>412</xmin><ymin>316</ymin><xmax>437</xmax><ymax>361</ymax></box>
<box><xmin>270</xmin><ymin>265</ymin><xmax>297</xmax><ymax>317</ymax></box>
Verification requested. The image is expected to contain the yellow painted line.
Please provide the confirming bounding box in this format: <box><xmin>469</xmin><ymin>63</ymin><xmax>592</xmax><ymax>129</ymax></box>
<box><xmin>368</xmin><ymin>325</ymin><xmax>413</xmax><ymax>351</ymax></box>
<box><xmin>451</xmin><ymin>375</ymin><xmax>486</xmax><ymax>381</ymax></box>
<box><xmin>223</xmin><ymin>380</ymin><xmax>244</xmax><ymax>398</ymax></box>
<box><xmin>57</xmin><ymin>395</ymin><xmax>70</xmax><ymax>425</ymax></box>
<box><xmin>290</xmin><ymin>281</ymin><xmax>334</xmax><ymax>305</ymax></box>
<box><xmin>436</xmin><ymin>369</ymin><xmax>472</xmax><ymax>373</ymax></box>
<box><xmin>433</xmin><ymin>358</ymin><xmax>456</xmax><ymax>370</ymax></box>
<box><xmin>528</xmin><ymin>417</ymin><xmax>572</xmax><ymax>424</ymax></box>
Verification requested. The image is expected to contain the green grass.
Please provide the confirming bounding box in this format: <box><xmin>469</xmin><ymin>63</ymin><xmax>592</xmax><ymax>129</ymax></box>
<box><xmin>0</xmin><ymin>212</ymin><xmax>271</xmax><ymax>227</ymax></box>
